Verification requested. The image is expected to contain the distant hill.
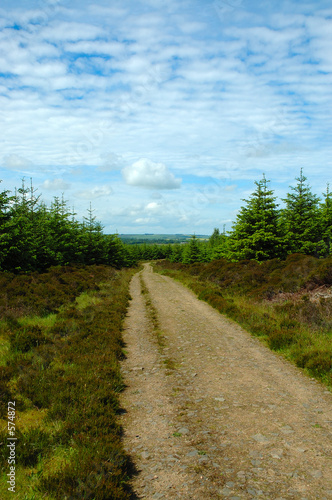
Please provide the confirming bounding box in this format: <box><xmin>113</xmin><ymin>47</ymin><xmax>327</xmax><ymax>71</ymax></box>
<box><xmin>118</xmin><ymin>234</ymin><xmax>209</xmax><ymax>245</ymax></box>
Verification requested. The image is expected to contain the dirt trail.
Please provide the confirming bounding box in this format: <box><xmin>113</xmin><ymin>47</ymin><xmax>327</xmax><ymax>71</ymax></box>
<box><xmin>120</xmin><ymin>263</ymin><xmax>332</xmax><ymax>499</ymax></box>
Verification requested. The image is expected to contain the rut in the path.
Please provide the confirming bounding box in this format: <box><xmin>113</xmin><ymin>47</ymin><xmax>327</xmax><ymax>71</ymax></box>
<box><xmin>120</xmin><ymin>264</ymin><xmax>332</xmax><ymax>500</ymax></box>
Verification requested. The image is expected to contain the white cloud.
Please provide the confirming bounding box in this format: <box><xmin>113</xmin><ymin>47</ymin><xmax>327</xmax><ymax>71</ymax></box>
<box><xmin>98</xmin><ymin>153</ymin><xmax>125</xmax><ymax>172</ymax></box>
<box><xmin>0</xmin><ymin>1</ymin><xmax>331</xmax><ymax>233</ymax></box>
<box><xmin>122</xmin><ymin>158</ymin><xmax>182</xmax><ymax>189</ymax></box>
<box><xmin>2</xmin><ymin>154</ymin><xmax>33</xmax><ymax>171</ymax></box>
<box><xmin>39</xmin><ymin>21</ymin><xmax>105</xmax><ymax>42</ymax></box>
<box><xmin>41</xmin><ymin>179</ymin><xmax>71</xmax><ymax>190</ymax></box>
<box><xmin>75</xmin><ymin>186</ymin><xmax>113</xmax><ymax>199</ymax></box>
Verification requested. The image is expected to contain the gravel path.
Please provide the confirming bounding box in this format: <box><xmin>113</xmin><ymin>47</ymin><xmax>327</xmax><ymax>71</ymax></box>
<box><xmin>120</xmin><ymin>263</ymin><xmax>332</xmax><ymax>499</ymax></box>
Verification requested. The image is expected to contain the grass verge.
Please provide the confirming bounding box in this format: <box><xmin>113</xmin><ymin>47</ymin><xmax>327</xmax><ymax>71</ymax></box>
<box><xmin>153</xmin><ymin>256</ymin><xmax>332</xmax><ymax>389</ymax></box>
<box><xmin>0</xmin><ymin>265</ymin><xmax>137</xmax><ymax>499</ymax></box>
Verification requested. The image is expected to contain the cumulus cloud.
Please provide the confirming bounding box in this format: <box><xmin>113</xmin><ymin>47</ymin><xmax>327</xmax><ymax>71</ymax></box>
<box><xmin>41</xmin><ymin>178</ymin><xmax>71</xmax><ymax>190</ymax></box>
<box><xmin>122</xmin><ymin>158</ymin><xmax>181</xmax><ymax>189</ymax></box>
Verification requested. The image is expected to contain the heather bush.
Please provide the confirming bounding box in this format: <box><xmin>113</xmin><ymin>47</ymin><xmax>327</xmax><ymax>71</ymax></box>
<box><xmin>0</xmin><ymin>266</ymin><xmax>136</xmax><ymax>498</ymax></box>
<box><xmin>9</xmin><ymin>326</ymin><xmax>49</xmax><ymax>352</ymax></box>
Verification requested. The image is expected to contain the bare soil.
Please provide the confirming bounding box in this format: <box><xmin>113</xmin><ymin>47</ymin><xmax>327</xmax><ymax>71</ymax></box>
<box><xmin>120</xmin><ymin>263</ymin><xmax>332</xmax><ymax>499</ymax></box>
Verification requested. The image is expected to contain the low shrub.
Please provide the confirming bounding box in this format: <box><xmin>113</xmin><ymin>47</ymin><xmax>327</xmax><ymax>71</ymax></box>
<box><xmin>0</xmin><ymin>266</ymin><xmax>137</xmax><ymax>498</ymax></box>
<box><xmin>268</xmin><ymin>328</ymin><xmax>297</xmax><ymax>351</ymax></box>
<box><xmin>16</xmin><ymin>427</ymin><xmax>51</xmax><ymax>467</ymax></box>
<box><xmin>291</xmin><ymin>344</ymin><xmax>332</xmax><ymax>380</ymax></box>
<box><xmin>9</xmin><ymin>326</ymin><xmax>49</xmax><ymax>352</ymax></box>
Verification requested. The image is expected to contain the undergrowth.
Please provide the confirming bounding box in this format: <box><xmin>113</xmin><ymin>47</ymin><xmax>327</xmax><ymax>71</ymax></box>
<box><xmin>0</xmin><ymin>265</ymin><xmax>137</xmax><ymax>499</ymax></box>
<box><xmin>154</xmin><ymin>255</ymin><xmax>332</xmax><ymax>388</ymax></box>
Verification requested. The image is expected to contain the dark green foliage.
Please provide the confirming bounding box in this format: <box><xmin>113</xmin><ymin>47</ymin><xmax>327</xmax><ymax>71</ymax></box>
<box><xmin>41</xmin><ymin>446</ymin><xmax>133</xmax><ymax>500</ymax></box>
<box><xmin>0</xmin><ymin>179</ymin><xmax>136</xmax><ymax>273</ymax></box>
<box><xmin>280</xmin><ymin>169</ymin><xmax>321</xmax><ymax>256</ymax></box>
<box><xmin>268</xmin><ymin>328</ymin><xmax>297</xmax><ymax>351</ymax></box>
<box><xmin>228</xmin><ymin>175</ymin><xmax>284</xmax><ymax>261</ymax></box>
<box><xmin>182</xmin><ymin>235</ymin><xmax>202</xmax><ymax>263</ymax></box>
<box><xmin>319</xmin><ymin>185</ymin><xmax>332</xmax><ymax>257</ymax></box>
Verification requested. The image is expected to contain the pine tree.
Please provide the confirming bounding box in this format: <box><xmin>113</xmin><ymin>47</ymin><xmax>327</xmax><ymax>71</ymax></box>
<box><xmin>280</xmin><ymin>169</ymin><xmax>321</xmax><ymax>256</ymax></box>
<box><xmin>228</xmin><ymin>175</ymin><xmax>283</xmax><ymax>261</ymax></box>
<box><xmin>169</xmin><ymin>243</ymin><xmax>183</xmax><ymax>262</ymax></box>
<box><xmin>81</xmin><ymin>203</ymin><xmax>107</xmax><ymax>265</ymax></box>
<box><xmin>105</xmin><ymin>234</ymin><xmax>132</xmax><ymax>268</ymax></box>
<box><xmin>1</xmin><ymin>179</ymin><xmax>40</xmax><ymax>271</ymax></box>
<box><xmin>318</xmin><ymin>184</ymin><xmax>332</xmax><ymax>257</ymax></box>
<box><xmin>0</xmin><ymin>183</ymin><xmax>13</xmax><ymax>270</ymax></box>
<box><xmin>209</xmin><ymin>228</ymin><xmax>221</xmax><ymax>247</ymax></box>
<box><xmin>182</xmin><ymin>235</ymin><xmax>201</xmax><ymax>263</ymax></box>
<box><xmin>209</xmin><ymin>227</ymin><xmax>228</xmax><ymax>260</ymax></box>
<box><xmin>48</xmin><ymin>196</ymin><xmax>82</xmax><ymax>265</ymax></box>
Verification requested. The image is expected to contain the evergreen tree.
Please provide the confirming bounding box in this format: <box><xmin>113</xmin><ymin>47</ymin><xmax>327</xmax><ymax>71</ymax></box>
<box><xmin>182</xmin><ymin>235</ymin><xmax>201</xmax><ymax>263</ymax></box>
<box><xmin>1</xmin><ymin>179</ymin><xmax>40</xmax><ymax>271</ymax></box>
<box><xmin>209</xmin><ymin>228</ymin><xmax>221</xmax><ymax>247</ymax></box>
<box><xmin>0</xmin><ymin>183</ymin><xmax>14</xmax><ymax>270</ymax></box>
<box><xmin>164</xmin><ymin>244</ymin><xmax>173</xmax><ymax>259</ymax></box>
<box><xmin>209</xmin><ymin>226</ymin><xmax>228</xmax><ymax>260</ymax></box>
<box><xmin>105</xmin><ymin>234</ymin><xmax>134</xmax><ymax>268</ymax></box>
<box><xmin>318</xmin><ymin>184</ymin><xmax>332</xmax><ymax>257</ymax></box>
<box><xmin>48</xmin><ymin>196</ymin><xmax>82</xmax><ymax>265</ymax></box>
<box><xmin>228</xmin><ymin>175</ymin><xmax>283</xmax><ymax>261</ymax></box>
<box><xmin>169</xmin><ymin>243</ymin><xmax>183</xmax><ymax>262</ymax></box>
<box><xmin>198</xmin><ymin>241</ymin><xmax>211</xmax><ymax>262</ymax></box>
<box><xmin>0</xmin><ymin>178</ymin><xmax>134</xmax><ymax>272</ymax></box>
<box><xmin>81</xmin><ymin>203</ymin><xmax>108</xmax><ymax>265</ymax></box>
<box><xmin>280</xmin><ymin>169</ymin><xmax>321</xmax><ymax>256</ymax></box>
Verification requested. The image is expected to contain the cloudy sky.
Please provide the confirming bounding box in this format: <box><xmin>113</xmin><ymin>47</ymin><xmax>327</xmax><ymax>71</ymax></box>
<box><xmin>1</xmin><ymin>0</ymin><xmax>331</xmax><ymax>234</ymax></box>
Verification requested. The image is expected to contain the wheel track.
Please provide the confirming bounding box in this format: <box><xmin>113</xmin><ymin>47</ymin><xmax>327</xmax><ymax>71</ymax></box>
<box><xmin>120</xmin><ymin>264</ymin><xmax>332</xmax><ymax>499</ymax></box>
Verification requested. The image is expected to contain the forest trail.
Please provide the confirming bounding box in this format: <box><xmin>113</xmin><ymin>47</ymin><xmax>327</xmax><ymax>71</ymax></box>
<box><xmin>120</xmin><ymin>263</ymin><xmax>332</xmax><ymax>499</ymax></box>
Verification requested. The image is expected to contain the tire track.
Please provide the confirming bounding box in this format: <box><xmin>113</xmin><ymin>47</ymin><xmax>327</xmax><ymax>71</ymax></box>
<box><xmin>120</xmin><ymin>264</ymin><xmax>332</xmax><ymax>499</ymax></box>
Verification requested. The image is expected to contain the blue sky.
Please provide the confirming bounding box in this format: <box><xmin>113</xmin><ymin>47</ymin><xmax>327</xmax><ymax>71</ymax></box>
<box><xmin>0</xmin><ymin>0</ymin><xmax>331</xmax><ymax>234</ymax></box>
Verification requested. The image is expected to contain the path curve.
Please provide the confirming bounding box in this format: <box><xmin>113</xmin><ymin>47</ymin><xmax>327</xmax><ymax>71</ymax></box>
<box><xmin>120</xmin><ymin>263</ymin><xmax>332</xmax><ymax>499</ymax></box>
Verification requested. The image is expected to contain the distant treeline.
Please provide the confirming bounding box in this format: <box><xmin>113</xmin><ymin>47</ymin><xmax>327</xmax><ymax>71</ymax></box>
<box><xmin>0</xmin><ymin>179</ymin><xmax>135</xmax><ymax>272</ymax></box>
<box><xmin>1</xmin><ymin>170</ymin><xmax>331</xmax><ymax>272</ymax></box>
<box><xmin>119</xmin><ymin>234</ymin><xmax>207</xmax><ymax>245</ymax></box>
<box><xmin>120</xmin><ymin>237</ymin><xmax>184</xmax><ymax>245</ymax></box>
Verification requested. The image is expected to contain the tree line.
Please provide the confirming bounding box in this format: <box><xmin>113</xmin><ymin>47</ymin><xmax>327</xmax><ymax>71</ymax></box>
<box><xmin>1</xmin><ymin>170</ymin><xmax>331</xmax><ymax>272</ymax></box>
<box><xmin>0</xmin><ymin>179</ymin><xmax>135</xmax><ymax>272</ymax></box>
<box><xmin>163</xmin><ymin>170</ymin><xmax>332</xmax><ymax>264</ymax></box>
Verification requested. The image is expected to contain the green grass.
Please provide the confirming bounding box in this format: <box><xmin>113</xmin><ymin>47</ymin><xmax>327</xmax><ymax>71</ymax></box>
<box><xmin>154</xmin><ymin>256</ymin><xmax>332</xmax><ymax>389</ymax></box>
<box><xmin>75</xmin><ymin>291</ymin><xmax>103</xmax><ymax>310</ymax></box>
<box><xmin>0</xmin><ymin>265</ymin><xmax>137</xmax><ymax>499</ymax></box>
